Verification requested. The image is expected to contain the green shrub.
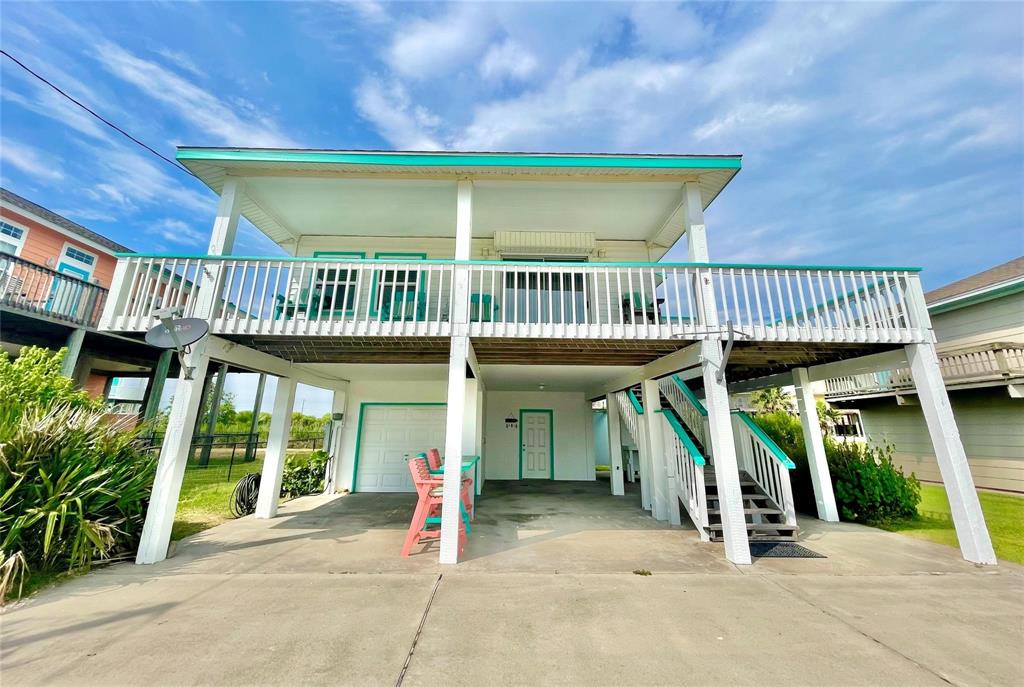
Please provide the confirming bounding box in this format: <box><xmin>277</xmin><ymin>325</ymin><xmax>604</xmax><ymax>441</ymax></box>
<box><xmin>0</xmin><ymin>347</ymin><xmax>156</xmax><ymax>599</ymax></box>
<box><xmin>828</xmin><ymin>440</ymin><xmax>920</xmax><ymax>524</ymax></box>
<box><xmin>280</xmin><ymin>450</ymin><xmax>329</xmax><ymax>498</ymax></box>
<box><xmin>750</xmin><ymin>410</ymin><xmax>921</xmax><ymax>525</ymax></box>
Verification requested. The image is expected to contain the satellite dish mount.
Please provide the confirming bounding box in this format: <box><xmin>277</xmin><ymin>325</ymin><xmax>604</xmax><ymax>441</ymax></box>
<box><xmin>145</xmin><ymin>307</ymin><xmax>210</xmax><ymax>380</ymax></box>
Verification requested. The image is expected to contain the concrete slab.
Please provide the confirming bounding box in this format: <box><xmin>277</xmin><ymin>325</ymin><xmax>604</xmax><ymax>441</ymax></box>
<box><xmin>2</xmin><ymin>481</ymin><xmax>1021</xmax><ymax>686</ymax></box>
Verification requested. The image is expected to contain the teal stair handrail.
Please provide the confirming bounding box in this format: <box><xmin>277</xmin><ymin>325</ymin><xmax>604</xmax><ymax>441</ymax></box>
<box><xmin>626</xmin><ymin>389</ymin><xmax>644</xmax><ymax>415</ymax></box>
<box><xmin>656</xmin><ymin>409</ymin><xmax>705</xmax><ymax>466</ymax></box>
<box><xmin>731</xmin><ymin>410</ymin><xmax>795</xmax><ymax>469</ymax></box>
<box><xmin>671</xmin><ymin>375</ymin><xmax>708</xmax><ymax>416</ymax></box>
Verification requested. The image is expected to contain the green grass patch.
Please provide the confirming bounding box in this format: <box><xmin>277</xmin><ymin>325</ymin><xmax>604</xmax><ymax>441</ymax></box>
<box><xmin>882</xmin><ymin>485</ymin><xmax>1024</xmax><ymax>564</ymax></box>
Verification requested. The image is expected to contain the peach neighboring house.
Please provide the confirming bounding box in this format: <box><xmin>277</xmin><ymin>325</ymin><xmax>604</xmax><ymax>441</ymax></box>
<box><xmin>0</xmin><ymin>187</ymin><xmax>166</xmax><ymax>419</ymax></box>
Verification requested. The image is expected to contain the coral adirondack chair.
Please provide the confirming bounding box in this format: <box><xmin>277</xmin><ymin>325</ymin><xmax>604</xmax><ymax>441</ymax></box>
<box><xmin>401</xmin><ymin>457</ymin><xmax>467</xmax><ymax>557</ymax></box>
<box><xmin>425</xmin><ymin>447</ymin><xmax>474</xmax><ymax>521</ymax></box>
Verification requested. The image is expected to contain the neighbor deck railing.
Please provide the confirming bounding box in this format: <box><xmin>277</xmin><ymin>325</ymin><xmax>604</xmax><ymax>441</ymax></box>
<box><xmin>1</xmin><ymin>252</ymin><xmax>108</xmax><ymax>328</ymax></box>
<box><xmin>100</xmin><ymin>254</ymin><xmax>929</xmax><ymax>344</ymax></box>
<box><xmin>825</xmin><ymin>342</ymin><xmax>1024</xmax><ymax>398</ymax></box>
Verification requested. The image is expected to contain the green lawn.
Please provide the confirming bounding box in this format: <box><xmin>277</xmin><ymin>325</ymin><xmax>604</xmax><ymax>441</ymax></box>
<box><xmin>172</xmin><ymin>451</ymin><xmax>317</xmax><ymax>540</ymax></box>
<box><xmin>882</xmin><ymin>485</ymin><xmax>1024</xmax><ymax>564</ymax></box>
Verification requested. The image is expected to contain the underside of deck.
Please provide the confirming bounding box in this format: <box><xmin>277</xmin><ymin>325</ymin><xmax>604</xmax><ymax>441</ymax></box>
<box><xmin>210</xmin><ymin>333</ymin><xmax>898</xmax><ymax>382</ymax></box>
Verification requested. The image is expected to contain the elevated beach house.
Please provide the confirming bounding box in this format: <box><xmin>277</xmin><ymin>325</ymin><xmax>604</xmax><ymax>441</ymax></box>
<box><xmin>97</xmin><ymin>149</ymin><xmax>996</xmax><ymax>566</ymax></box>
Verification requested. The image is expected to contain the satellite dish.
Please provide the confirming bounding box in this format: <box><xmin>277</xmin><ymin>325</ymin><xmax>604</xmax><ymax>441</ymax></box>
<box><xmin>145</xmin><ymin>317</ymin><xmax>209</xmax><ymax>349</ymax></box>
<box><xmin>145</xmin><ymin>310</ymin><xmax>210</xmax><ymax>380</ymax></box>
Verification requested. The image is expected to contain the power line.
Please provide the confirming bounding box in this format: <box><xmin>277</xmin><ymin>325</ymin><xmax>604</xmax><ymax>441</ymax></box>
<box><xmin>1</xmin><ymin>48</ymin><xmax>196</xmax><ymax>178</ymax></box>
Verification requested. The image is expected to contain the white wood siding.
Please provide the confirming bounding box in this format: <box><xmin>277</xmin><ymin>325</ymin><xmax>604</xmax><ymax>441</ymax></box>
<box><xmin>483</xmin><ymin>391</ymin><xmax>596</xmax><ymax>481</ymax></box>
<box><xmin>932</xmin><ymin>291</ymin><xmax>1024</xmax><ymax>350</ymax></box>
<box><xmin>858</xmin><ymin>389</ymin><xmax>1024</xmax><ymax>493</ymax></box>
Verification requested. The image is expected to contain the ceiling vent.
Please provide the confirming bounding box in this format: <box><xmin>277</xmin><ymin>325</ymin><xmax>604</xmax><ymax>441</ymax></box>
<box><xmin>493</xmin><ymin>231</ymin><xmax>596</xmax><ymax>256</ymax></box>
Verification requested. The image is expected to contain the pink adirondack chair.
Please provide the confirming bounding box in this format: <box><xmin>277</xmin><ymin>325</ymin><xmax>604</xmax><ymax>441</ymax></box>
<box><xmin>401</xmin><ymin>457</ymin><xmax>466</xmax><ymax>557</ymax></box>
<box><xmin>426</xmin><ymin>447</ymin><xmax>474</xmax><ymax>521</ymax></box>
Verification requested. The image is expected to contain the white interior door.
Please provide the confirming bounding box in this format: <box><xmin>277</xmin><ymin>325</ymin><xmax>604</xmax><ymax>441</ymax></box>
<box><xmin>355</xmin><ymin>405</ymin><xmax>446</xmax><ymax>492</ymax></box>
<box><xmin>520</xmin><ymin>410</ymin><xmax>552</xmax><ymax>479</ymax></box>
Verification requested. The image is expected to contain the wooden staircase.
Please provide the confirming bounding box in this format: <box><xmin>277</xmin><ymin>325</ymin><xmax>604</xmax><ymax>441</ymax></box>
<box><xmin>704</xmin><ymin>470</ymin><xmax>799</xmax><ymax>542</ymax></box>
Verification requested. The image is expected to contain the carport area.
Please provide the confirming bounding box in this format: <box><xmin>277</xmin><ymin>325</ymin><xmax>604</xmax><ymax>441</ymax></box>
<box><xmin>3</xmin><ymin>487</ymin><xmax>1023</xmax><ymax>686</ymax></box>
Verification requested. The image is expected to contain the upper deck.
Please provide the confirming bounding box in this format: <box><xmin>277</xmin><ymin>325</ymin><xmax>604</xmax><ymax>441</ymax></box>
<box><xmin>100</xmin><ymin>253</ymin><xmax>928</xmax><ymax>344</ymax></box>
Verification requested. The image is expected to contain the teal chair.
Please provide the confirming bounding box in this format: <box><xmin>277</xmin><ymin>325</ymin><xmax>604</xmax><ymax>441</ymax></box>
<box><xmin>380</xmin><ymin>287</ymin><xmax>426</xmax><ymax>321</ymax></box>
<box><xmin>470</xmin><ymin>293</ymin><xmax>500</xmax><ymax>322</ymax></box>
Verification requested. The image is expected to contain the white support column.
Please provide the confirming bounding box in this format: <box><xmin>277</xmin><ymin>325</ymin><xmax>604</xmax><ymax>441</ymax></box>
<box><xmin>324</xmin><ymin>386</ymin><xmax>346</xmax><ymax>494</ymax></box>
<box><xmin>701</xmin><ymin>339</ymin><xmax>751</xmax><ymax>565</ymax></box>
<box><xmin>636</xmin><ymin>407</ymin><xmax>653</xmax><ymax>511</ymax></box>
<box><xmin>207</xmin><ymin>177</ymin><xmax>243</xmax><ymax>255</ymax></box>
<box><xmin>641</xmin><ymin>378</ymin><xmax>670</xmax><ymax>521</ymax></box>
<box><xmin>475</xmin><ymin>385</ymin><xmax>485</xmax><ymax>496</ymax></box>
<box><xmin>136</xmin><ymin>346</ymin><xmax>211</xmax><ymax>564</ymax></box>
<box><xmin>255</xmin><ymin>377</ymin><xmax>298</xmax><ymax>519</ymax></box>
<box><xmin>908</xmin><ymin>343</ymin><xmax>996</xmax><ymax>564</ymax></box>
<box><xmin>451</xmin><ymin>179</ymin><xmax>473</xmax><ymax>332</ymax></box>
<box><xmin>462</xmin><ymin>376</ymin><xmax>480</xmax><ymax>513</ymax></box>
<box><xmin>605</xmin><ymin>395</ymin><xmax>625</xmax><ymax>496</ymax></box>
<box><xmin>682</xmin><ymin>181</ymin><xmax>708</xmax><ymax>262</ymax></box>
<box><xmin>793</xmin><ymin>367</ymin><xmax>839</xmax><ymax>522</ymax></box>
<box><xmin>440</xmin><ymin>336</ymin><xmax>469</xmax><ymax>564</ymax></box>
<box><xmin>60</xmin><ymin>328</ymin><xmax>86</xmax><ymax>378</ymax></box>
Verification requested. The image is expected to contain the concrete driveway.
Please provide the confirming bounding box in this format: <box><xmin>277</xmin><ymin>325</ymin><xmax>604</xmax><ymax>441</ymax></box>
<box><xmin>2</xmin><ymin>482</ymin><xmax>1022</xmax><ymax>686</ymax></box>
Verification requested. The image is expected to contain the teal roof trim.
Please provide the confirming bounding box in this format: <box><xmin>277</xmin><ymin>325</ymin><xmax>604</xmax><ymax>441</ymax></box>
<box><xmin>177</xmin><ymin>148</ymin><xmax>742</xmax><ymax>170</ymax></box>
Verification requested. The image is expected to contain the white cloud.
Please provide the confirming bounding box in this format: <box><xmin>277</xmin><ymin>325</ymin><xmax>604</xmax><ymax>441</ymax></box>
<box><xmin>479</xmin><ymin>40</ymin><xmax>538</xmax><ymax>81</ymax></box>
<box><xmin>355</xmin><ymin>78</ymin><xmax>443</xmax><ymax>150</ymax></box>
<box><xmin>94</xmin><ymin>41</ymin><xmax>299</xmax><ymax>147</ymax></box>
<box><xmin>147</xmin><ymin>218</ymin><xmax>208</xmax><ymax>246</ymax></box>
<box><xmin>629</xmin><ymin>2</ymin><xmax>706</xmax><ymax>53</ymax></box>
<box><xmin>387</xmin><ymin>5</ymin><xmax>492</xmax><ymax>79</ymax></box>
<box><xmin>0</xmin><ymin>137</ymin><xmax>64</xmax><ymax>181</ymax></box>
<box><xmin>156</xmin><ymin>47</ymin><xmax>207</xmax><ymax>79</ymax></box>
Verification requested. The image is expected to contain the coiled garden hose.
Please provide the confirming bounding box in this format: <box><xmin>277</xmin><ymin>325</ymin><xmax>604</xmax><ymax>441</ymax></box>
<box><xmin>230</xmin><ymin>473</ymin><xmax>261</xmax><ymax>518</ymax></box>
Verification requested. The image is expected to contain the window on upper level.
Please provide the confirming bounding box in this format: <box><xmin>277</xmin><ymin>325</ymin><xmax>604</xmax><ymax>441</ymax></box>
<box><xmin>63</xmin><ymin>245</ymin><xmax>96</xmax><ymax>266</ymax></box>
<box><xmin>0</xmin><ymin>221</ymin><xmax>27</xmax><ymax>256</ymax></box>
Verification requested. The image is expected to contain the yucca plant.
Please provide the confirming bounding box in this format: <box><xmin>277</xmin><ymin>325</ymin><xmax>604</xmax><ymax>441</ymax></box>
<box><xmin>0</xmin><ymin>347</ymin><xmax>157</xmax><ymax>599</ymax></box>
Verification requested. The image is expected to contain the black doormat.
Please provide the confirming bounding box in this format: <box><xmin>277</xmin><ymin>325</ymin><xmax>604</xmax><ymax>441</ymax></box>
<box><xmin>749</xmin><ymin>542</ymin><xmax>826</xmax><ymax>559</ymax></box>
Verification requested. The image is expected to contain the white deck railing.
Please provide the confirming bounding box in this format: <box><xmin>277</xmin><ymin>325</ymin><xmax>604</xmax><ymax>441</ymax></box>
<box><xmin>825</xmin><ymin>343</ymin><xmax>1024</xmax><ymax>398</ymax></box>
<box><xmin>100</xmin><ymin>255</ymin><xmax>928</xmax><ymax>344</ymax></box>
<box><xmin>657</xmin><ymin>410</ymin><xmax>710</xmax><ymax>540</ymax></box>
<box><xmin>731</xmin><ymin>411</ymin><xmax>796</xmax><ymax>526</ymax></box>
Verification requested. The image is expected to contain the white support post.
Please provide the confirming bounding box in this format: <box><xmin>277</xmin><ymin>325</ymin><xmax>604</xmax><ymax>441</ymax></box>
<box><xmin>462</xmin><ymin>376</ymin><xmax>479</xmax><ymax>513</ymax></box>
<box><xmin>451</xmin><ymin>179</ymin><xmax>473</xmax><ymax>332</ymax></box>
<box><xmin>255</xmin><ymin>377</ymin><xmax>298</xmax><ymax>519</ymax></box>
<box><xmin>136</xmin><ymin>345</ymin><xmax>211</xmax><ymax>564</ymax></box>
<box><xmin>682</xmin><ymin>181</ymin><xmax>708</xmax><ymax>262</ymax></box>
<box><xmin>475</xmin><ymin>386</ymin><xmax>485</xmax><ymax>496</ymax></box>
<box><xmin>60</xmin><ymin>328</ymin><xmax>86</xmax><ymax>378</ymax></box>
<box><xmin>642</xmin><ymin>378</ymin><xmax>670</xmax><ymax>521</ymax></box>
<box><xmin>701</xmin><ymin>339</ymin><xmax>751</xmax><ymax>565</ymax></box>
<box><xmin>605</xmin><ymin>395</ymin><xmax>625</xmax><ymax>496</ymax></box>
<box><xmin>207</xmin><ymin>177</ymin><xmax>243</xmax><ymax>255</ymax></box>
<box><xmin>324</xmin><ymin>386</ymin><xmax>346</xmax><ymax>494</ymax></box>
<box><xmin>908</xmin><ymin>343</ymin><xmax>996</xmax><ymax>564</ymax></box>
<box><xmin>793</xmin><ymin>367</ymin><xmax>839</xmax><ymax>522</ymax></box>
<box><xmin>440</xmin><ymin>336</ymin><xmax>469</xmax><ymax>564</ymax></box>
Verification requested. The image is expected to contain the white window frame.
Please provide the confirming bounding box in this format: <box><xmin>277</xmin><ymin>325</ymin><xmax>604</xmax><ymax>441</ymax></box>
<box><xmin>0</xmin><ymin>219</ymin><xmax>30</xmax><ymax>257</ymax></box>
<box><xmin>59</xmin><ymin>241</ymin><xmax>98</xmax><ymax>280</ymax></box>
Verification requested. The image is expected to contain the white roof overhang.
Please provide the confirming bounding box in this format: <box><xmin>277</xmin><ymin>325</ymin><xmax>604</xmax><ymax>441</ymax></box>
<box><xmin>178</xmin><ymin>149</ymin><xmax>742</xmax><ymax>253</ymax></box>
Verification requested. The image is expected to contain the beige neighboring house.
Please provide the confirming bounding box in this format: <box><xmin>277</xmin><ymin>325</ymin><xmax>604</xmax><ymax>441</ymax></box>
<box><xmin>826</xmin><ymin>257</ymin><xmax>1024</xmax><ymax>493</ymax></box>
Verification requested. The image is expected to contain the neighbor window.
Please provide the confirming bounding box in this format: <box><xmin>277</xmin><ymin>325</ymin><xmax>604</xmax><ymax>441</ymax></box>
<box><xmin>0</xmin><ymin>221</ymin><xmax>27</xmax><ymax>256</ymax></box>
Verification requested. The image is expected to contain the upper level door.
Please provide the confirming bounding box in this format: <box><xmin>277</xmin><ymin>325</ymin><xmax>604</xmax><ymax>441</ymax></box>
<box><xmin>520</xmin><ymin>410</ymin><xmax>553</xmax><ymax>479</ymax></box>
<box><xmin>503</xmin><ymin>256</ymin><xmax>587</xmax><ymax>324</ymax></box>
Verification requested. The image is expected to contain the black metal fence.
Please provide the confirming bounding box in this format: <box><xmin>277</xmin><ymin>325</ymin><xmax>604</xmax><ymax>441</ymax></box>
<box><xmin>140</xmin><ymin>430</ymin><xmax>325</xmax><ymax>486</ymax></box>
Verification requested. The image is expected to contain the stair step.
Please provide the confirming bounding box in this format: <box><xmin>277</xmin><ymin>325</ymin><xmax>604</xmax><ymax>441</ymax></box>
<box><xmin>708</xmin><ymin>532</ymin><xmax>799</xmax><ymax>543</ymax></box>
<box><xmin>708</xmin><ymin>507</ymin><xmax>781</xmax><ymax>515</ymax></box>
<box><xmin>707</xmin><ymin>522</ymin><xmax>799</xmax><ymax>533</ymax></box>
<box><xmin>707</xmin><ymin>493</ymin><xmax>773</xmax><ymax>502</ymax></box>
<box><xmin>705</xmin><ymin>480</ymin><xmax>758</xmax><ymax>487</ymax></box>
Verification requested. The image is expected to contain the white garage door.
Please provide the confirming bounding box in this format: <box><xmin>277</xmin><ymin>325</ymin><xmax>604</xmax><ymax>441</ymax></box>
<box><xmin>355</xmin><ymin>405</ymin><xmax>447</xmax><ymax>492</ymax></box>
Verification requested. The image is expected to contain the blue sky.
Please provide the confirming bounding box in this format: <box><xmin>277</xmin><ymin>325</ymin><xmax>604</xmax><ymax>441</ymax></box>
<box><xmin>2</xmin><ymin>1</ymin><xmax>1022</xmax><ymax>412</ymax></box>
<box><xmin>2</xmin><ymin>1</ymin><xmax>1022</xmax><ymax>285</ymax></box>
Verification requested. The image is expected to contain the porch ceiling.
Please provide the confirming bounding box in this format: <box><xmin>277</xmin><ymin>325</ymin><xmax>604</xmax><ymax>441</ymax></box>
<box><xmin>177</xmin><ymin>148</ymin><xmax>741</xmax><ymax>250</ymax></box>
